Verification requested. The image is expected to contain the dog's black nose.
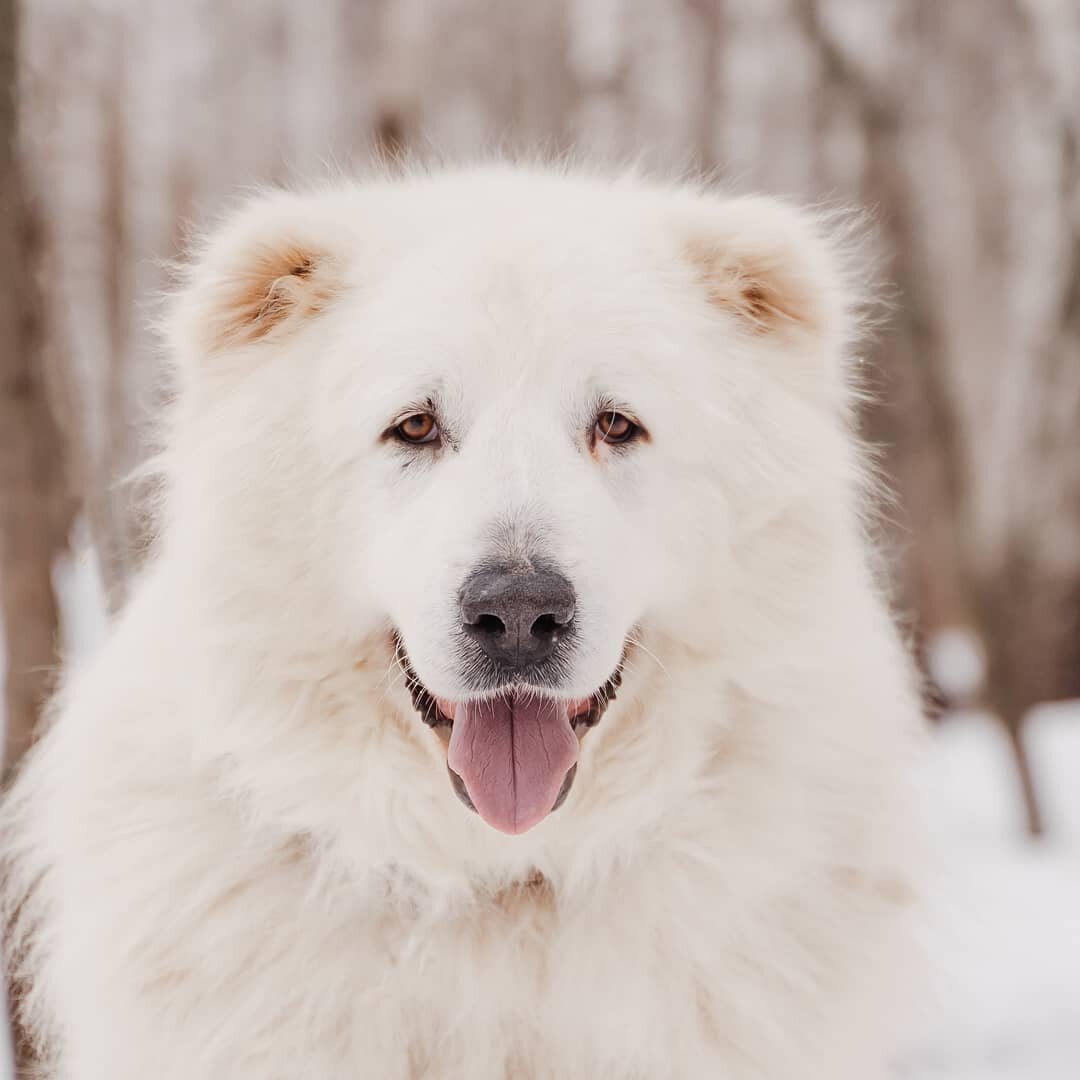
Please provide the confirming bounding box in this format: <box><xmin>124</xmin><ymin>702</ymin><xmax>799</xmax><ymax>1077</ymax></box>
<box><xmin>460</xmin><ymin>565</ymin><xmax>576</xmax><ymax>670</ymax></box>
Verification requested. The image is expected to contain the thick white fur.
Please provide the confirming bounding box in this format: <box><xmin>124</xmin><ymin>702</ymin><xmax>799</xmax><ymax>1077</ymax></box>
<box><xmin>2</xmin><ymin>164</ymin><xmax>924</xmax><ymax>1079</ymax></box>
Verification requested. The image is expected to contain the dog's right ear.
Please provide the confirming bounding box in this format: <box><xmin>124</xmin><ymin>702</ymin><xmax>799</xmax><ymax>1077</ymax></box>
<box><xmin>169</xmin><ymin>190</ymin><xmax>348</xmax><ymax>364</ymax></box>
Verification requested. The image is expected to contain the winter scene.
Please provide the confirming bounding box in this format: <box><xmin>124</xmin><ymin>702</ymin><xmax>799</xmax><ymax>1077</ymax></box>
<box><xmin>1</xmin><ymin>2</ymin><xmax>1078</xmax><ymax>1078</ymax></box>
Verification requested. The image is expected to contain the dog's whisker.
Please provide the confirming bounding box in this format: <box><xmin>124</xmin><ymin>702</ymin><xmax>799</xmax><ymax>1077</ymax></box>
<box><xmin>625</xmin><ymin>634</ymin><xmax>669</xmax><ymax>678</ymax></box>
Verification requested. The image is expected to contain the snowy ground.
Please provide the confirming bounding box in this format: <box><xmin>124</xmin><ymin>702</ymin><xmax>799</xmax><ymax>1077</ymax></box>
<box><xmin>0</xmin><ymin>551</ymin><xmax>1077</xmax><ymax>1077</ymax></box>
<box><xmin>897</xmin><ymin>705</ymin><xmax>1080</xmax><ymax>1079</ymax></box>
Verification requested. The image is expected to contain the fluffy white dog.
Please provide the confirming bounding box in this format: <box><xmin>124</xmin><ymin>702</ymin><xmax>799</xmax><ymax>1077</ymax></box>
<box><xmin>2</xmin><ymin>163</ymin><xmax>923</xmax><ymax>1079</ymax></box>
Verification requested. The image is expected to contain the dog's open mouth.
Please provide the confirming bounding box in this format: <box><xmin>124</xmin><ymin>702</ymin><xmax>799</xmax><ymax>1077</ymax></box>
<box><xmin>396</xmin><ymin>641</ymin><xmax>623</xmax><ymax>835</ymax></box>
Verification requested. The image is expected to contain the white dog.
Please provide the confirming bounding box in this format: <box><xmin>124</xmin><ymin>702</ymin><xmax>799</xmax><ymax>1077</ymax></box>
<box><xmin>2</xmin><ymin>163</ymin><xmax>923</xmax><ymax>1079</ymax></box>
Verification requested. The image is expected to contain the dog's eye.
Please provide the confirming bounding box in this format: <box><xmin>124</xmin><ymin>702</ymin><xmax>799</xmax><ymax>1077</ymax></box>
<box><xmin>394</xmin><ymin>413</ymin><xmax>440</xmax><ymax>445</ymax></box>
<box><xmin>594</xmin><ymin>411</ymin><xmax>639</xmax><ymax>446</ymax></box>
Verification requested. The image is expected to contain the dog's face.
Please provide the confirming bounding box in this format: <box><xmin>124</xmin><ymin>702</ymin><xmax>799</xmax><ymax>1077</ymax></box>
<box><xmin>337</xmin><ymin>240</ymin><xmax>694</xmax><ymax>834</ymax></box>
<box><xmin>352</xmin><ymin>254</ymin><xmax>666</xmax><ymax>705</ymax></box>
<box><xmin>170</xmin><ymin>168</ymin><xmax>855</xmax><ymax>840</ymax></box>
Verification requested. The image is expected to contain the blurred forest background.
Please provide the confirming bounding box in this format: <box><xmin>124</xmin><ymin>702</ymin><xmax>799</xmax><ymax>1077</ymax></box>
<box><xmin>1</xmin><ymin>1</ymin><xmax>1079</xmax><ymax>1076</ymax></box>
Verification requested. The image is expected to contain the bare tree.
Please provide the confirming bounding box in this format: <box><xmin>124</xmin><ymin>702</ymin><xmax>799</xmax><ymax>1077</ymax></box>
<box><xmin>0</xmin><ymin>0</ymin><xmax>73</xmax><ymax>778</ymax></box>
<box><xmin>799</xmin><ymin>0</ymin><xmax>1080</xmax><ymax>834</ymax></box>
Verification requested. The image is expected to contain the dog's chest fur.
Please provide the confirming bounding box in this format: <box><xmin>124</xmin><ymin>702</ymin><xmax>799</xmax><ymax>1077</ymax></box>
<box><xmin>57</xmin><ymin>789</ymin><xmax>890</xmax><ymax>1080</ymax></box>
<box><xmin>106</xmin><ymin>846</ymin><xmax>720</xmax><ymax>1077</ymax></box>
<box><xmin>19</xmin><ymin>670</ymin><xmax>909</xmax><ymax>1080</ymax></box>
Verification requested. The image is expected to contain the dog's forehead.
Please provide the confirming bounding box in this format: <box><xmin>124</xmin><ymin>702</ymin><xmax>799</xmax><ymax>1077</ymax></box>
<box><xmin>361</xmin><ymin>249</ymin><xmax>660</xmax><ymax>395</ymax></box>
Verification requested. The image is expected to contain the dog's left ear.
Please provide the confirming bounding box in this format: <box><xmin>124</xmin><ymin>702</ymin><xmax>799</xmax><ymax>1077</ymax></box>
<box><xmin>677</xmin><ymin>194</ymin><xmax>860</xmax><ymax>379</ymax></box>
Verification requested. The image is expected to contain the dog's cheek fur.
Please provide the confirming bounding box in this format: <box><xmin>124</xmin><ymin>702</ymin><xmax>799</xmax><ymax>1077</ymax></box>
<box><xmin>153</xmin><ymin>192</ymin><xmax>396</xmax><ymax>657</ymax></box>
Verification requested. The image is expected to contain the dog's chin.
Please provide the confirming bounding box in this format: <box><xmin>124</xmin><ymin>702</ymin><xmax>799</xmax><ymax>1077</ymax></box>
<box><xmin>395</xmin><ymin>639</ymin><xmax>624</xmax><ymax>836</ymax></box>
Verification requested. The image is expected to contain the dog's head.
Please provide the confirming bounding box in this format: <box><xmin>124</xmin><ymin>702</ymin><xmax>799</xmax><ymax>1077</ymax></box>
<box><xmin>168</xmin><ymin>166</ymin><xmax>862</xmax><ymax>841</ymax></box>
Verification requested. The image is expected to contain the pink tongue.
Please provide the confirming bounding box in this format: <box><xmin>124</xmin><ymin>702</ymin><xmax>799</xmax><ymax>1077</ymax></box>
<box><xmin>447</xmin><ymin>695</ymin><xmax>579</xmax><ymax>835</ymax></box>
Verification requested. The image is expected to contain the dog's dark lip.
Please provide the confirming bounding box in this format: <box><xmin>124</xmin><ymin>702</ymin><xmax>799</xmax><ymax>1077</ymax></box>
<box><xmin>393</xmin><ymin>635</ymin><xmax>625</xmax><ymax>738</ymax></box>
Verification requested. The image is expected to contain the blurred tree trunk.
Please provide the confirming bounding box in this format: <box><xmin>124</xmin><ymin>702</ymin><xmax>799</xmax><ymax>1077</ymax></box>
<box><xmin>1</xmin><ymin>0</ymin><xmax>72</xmax><ymax>1072</ymax></box>
<box><xmin>802</xmin><ymin>0</ymin><xmax>973</xmax><ymax>637</ymax></box>
<box><xmin>800</xmin><ymin>0</ymin><xmax>1080</xmax><ymax>835</ymax></box>
<box><xmin>0</xmin><ymin>0</ymin><xmax>72</xmax><ymax>778</ymax></box>
<box><xmin>975</xmin><ymin>129</ymin><xmax>1080</xmax><ymax>836</ymax></box>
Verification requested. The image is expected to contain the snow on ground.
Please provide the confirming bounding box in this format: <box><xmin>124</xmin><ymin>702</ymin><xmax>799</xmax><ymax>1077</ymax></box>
<box><xmin>1</xmin><ymin>559</ymin><xmax>1078</xmax><ymax>1077</ymax></box>
<box><xmin>898</xmin><ymin>706</ymin><xmax>1080</xmax><ymax>1079</ymax></box>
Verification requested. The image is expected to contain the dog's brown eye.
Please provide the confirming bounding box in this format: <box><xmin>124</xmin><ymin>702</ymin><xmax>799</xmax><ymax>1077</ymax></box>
<box><xmin>594</xmin><ymin>411</ymin><xmax>638</xmax><ymax>446</ymax></box>
<box><xmin>395</xmin><ymin>413</ymin><xmax>440</xmax><ymax>445</ymax></box>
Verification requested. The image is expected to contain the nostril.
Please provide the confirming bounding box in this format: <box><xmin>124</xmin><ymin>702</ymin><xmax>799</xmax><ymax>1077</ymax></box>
<box><xmin>530</xmin><ymin>612</ymin><xmax>570</xmax><ymax>639</ymax></box>
<box><xmin>531</xmin><ymin>614</ymin><xmax>557</xmax><ymax>639</ymax></box>
<box><xmin>471</xmin><ymin>613</ymin><xmax>505</xmax><ymax>637</ymax></box>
